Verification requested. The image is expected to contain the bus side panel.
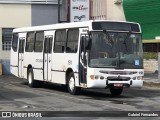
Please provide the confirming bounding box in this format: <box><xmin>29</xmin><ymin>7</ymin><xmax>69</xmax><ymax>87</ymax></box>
<box><xmin>11</xmin><ymin>33</ymin><xmax>25</xmax><ymax>77</ymax></box>
<box><xmin>10</xmin><ymin>48</ymin><xmax>18</xmax><ymax>77</ymax></box>
<box><xmin>32</xmin><ymin>53</ymin><xmax>43</xmax><ymax>81</ymax></box>
<box><xmin>51</xmin><ymin>53</ymin><xmax>66</xmax><ymax>84</ymax></box>
<box><xmin>51</xmin><ymin>53</ymin><xmax>79</xmax><ymax>85</ymax></box>
<box><xmin>23</xmin><ymin>67</ymin><xmax>27</xmax><ymax>79</ymax></box>
<box><xmin>24</xmin><ymin>52</ymin><xmax>43</xmax><ymax>81</ymax></box>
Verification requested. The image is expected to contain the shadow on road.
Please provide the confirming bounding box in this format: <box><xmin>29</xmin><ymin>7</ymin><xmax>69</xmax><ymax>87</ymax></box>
<box><xmin>21</xmin><ymin>81</ymin><xmax>134</xmax><ymax>100</ymax></box>
<box><xmin>8</xmin><ymin>75</ymin><xmax>160</xmax><ymax>101</ymax></box>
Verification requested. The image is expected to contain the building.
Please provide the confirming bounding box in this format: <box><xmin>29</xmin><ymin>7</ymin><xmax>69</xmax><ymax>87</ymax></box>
<box><xmin>123</xmin><ymin>0</ymin><xmax>160</xmax><ymax>53</ymax></box>
<box><xmin>0</xmin><ymin>0</ymin><xmax>67</xmax><ymax>74</ymax></box>
<box><xmin>90</xmin><ymin>0</ymin><xmax>125</xmax><ymax>21</ymax></box>
<box><xmin>90</xmin><ymin>0</ymin><xmax>159</xmax><ymax>72</ymax></box>
<box><xmin>0</xmin><ymin>0</ymin><xmax>125</xmax><ymax>74</ymax></box>
<box><xmin>90</xmin><ymin>0</ymin><xmax>160</xmax><ymax>54</ymax></box>
<box><xmin>3</xmin><ymin>0</ymin><xmax>158</xmax><ymax>74</ymax></box>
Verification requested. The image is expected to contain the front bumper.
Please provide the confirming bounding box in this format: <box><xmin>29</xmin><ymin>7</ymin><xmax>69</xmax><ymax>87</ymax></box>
<box><xmin>87</xmin><ymin>79</ymin><xmax>143</xmax><ymax>88</ymax></box>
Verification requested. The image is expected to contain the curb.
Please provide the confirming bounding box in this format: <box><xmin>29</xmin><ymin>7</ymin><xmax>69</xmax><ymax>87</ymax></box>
<box><xmin>144</xmin><ymin>81</ymin><xmax>160</xmax><ymax>88</ymax></box>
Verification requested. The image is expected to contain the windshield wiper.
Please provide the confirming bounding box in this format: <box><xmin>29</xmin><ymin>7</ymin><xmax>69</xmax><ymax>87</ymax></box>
<box><xmin>103</xmin><ymin>30</ymin><xmax>114</xmax><ymax>48</ymax></box>
<box><xmin>123</xmin><ymin>32</ymin><xmax>131</xmax><ymax>51</ymax></box>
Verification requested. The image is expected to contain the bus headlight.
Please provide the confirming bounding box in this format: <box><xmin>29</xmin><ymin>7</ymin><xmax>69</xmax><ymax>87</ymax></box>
<box><xmin>137</xmin><ymin>76</ymin><xmax>143</xmax><ymax>80</ymax></box>
<box><xmin>132</xmin><ymin>76</ymin><xmax>143</xmax><ymax>80</ymax></box>
<box><xmin>90</xmin><ymin>75</ymin><xmax>105</xmax><ymax>80</ymax></box>
<box><xmin>100</xmin><ymin>76</ymin><xmax>104</xmax><ymax>80</ymax></box>
<box><xmin>139</xmin><ymin>71</ymin><xmax>143</xmax><ymax>75</ymax></box>
<box><xmin>95</xmin><ymin>75</ymin><xmax>99</xmax><ymax>79</ymax></box>
<box><xmin>133</xmin><ymin>77</ymin><xmax>136</xmax><ymax>80</ymax></box>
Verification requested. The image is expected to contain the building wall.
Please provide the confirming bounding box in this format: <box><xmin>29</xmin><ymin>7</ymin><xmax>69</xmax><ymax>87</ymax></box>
<box><xmin>123</xmin><ymin>0</ymin><xmax>160</xmax><ymax>40</ymax></box>
<box><xmin>31</xmin><ymin>4</ymin><xmax>58</xmax><ymax>26</ymax></box>
<box><xmin>0</xmin><ymin>2</ymin><xmax>67</xmax><ymax>74</ymax></box>
<box><xmin>90</xmin><ymin>0</ymin><xmax>106</xmax><ymax>20</ymax></box>
<box><xmin>0</xmin><ymin>4</ymin><xmax>31</xmax><ymax>28</ymax></box>
<box><xmin>90</xmin><ymin>0</ymin><xmax>125</xmax><ymax>21</ymax></box>
<box><xmin>107</xmin><ymin>0</ymin><xmax>125</xmax><ymax>21</ymax></box>
<box><xmin>0</xmin><ymin>4</ymin><xmax>31</xmax><ymax>60</ymax></box>
<box><xmin>0</xmin><ymin>4</ymin><xmax>31</xmax><ymax>74</ymax></box>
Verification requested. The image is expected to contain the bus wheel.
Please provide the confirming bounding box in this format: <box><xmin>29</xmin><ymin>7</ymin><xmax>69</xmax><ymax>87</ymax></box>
<box><xmin>110</xmin><ymin>88</ymin><xmax>123</xmax><ymax>96</ymax></box>
<box><xmin>68</xmin><ymin>72</ymin><xmax>80</xmax><ymax>95</ymax></box>
<box><xmin>27</xmin><ymin>68</ymin><xmax>36</xmax><ymax>88</ymax></box>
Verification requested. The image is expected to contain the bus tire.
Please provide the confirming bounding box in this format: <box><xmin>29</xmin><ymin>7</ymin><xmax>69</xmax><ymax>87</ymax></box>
<box><xmin>27</xmin><ymin>68</ymin><xmax>37</xmax><ymax>88</ymax></box>
<box><xmin>110</xmin><ymin>88</ymin><xmax>123</xmax><ymax>96</ymax></box>
<box><xmin>68</xmin><ymin>72</ymin><xmax>80</xmax><ymax>95</ymax></box>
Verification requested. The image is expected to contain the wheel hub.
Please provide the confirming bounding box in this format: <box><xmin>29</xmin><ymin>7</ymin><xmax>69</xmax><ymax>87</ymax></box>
<box><xmin>28</xmin><ymin>72</ymin><xmax>32</xmax><ymax>84</ymax></box>
<box><xmin>69</xmin><ymin>77</ymin><xmax>75</xmax><ymax>91</ymax></box>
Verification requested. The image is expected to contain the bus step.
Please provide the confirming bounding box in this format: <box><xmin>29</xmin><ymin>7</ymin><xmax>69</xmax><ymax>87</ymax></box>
<box><xmin>80</xmin><ymin>83</ymin><xmax>87</xmax><ymax>88</ymax></box>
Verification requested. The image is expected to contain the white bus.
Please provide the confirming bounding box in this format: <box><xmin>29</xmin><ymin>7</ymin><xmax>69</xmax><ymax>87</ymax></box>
<box><xmin>10</xmin><ymin>20</ymin><xmax>144</xmax><ymax>95</ymax></box>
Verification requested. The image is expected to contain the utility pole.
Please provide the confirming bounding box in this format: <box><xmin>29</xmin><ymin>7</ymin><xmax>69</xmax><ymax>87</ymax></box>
<box><xmin>58</xmin><ymin>0</ymin><xmax>60</xmax><ymax>23</ymax></box>
<box><xmin>158</xmin><ymin>53</ymin><xmax>160</xmax><ymax>80</ymax></box>
<box><xmin>58</xmin><ymin>0</ymin><xmax>69</xmax><ymax>23</ymax></box>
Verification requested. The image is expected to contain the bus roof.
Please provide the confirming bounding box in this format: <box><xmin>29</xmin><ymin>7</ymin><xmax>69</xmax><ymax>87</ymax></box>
<box><xmin>13</xmin><ymin>20</ymin><xmax>140</xmax><ymax>33</ymax></box>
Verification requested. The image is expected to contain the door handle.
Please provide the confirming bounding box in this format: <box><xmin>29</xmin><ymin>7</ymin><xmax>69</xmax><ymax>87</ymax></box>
<box><xmin>49</xmin><ymin>57</ymin><xmax>51</xmax><ymax>63</ymax></box>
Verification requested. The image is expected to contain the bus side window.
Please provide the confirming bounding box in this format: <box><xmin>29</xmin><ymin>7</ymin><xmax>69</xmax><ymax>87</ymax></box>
<box><xmin>54</xmin><ymin>30</ymin><xmax>66</xmax><ymax>53</ymax></box>
<box><xmin>12</xmin><ymin>33</ymin><xmax>18</xmax><ymax>52</ymax></box>
<box><xmin>25</xmin><ymin>32</ymin><xmax>35</xmax><ymax>52</ymax></box>
<box><xmin>66</xmin><ymin>29</ymin><xmax>79</xmax><ymax>53</ymax></box>
<box><xmin>35</xmin><ymin>31</ymin><xmax>44</xmax><ymax>52</ymax></box>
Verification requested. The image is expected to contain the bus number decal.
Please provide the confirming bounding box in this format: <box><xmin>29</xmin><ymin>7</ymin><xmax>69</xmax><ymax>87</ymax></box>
<box><xmin>68</xmin><ymin>60</ymin><xmax>72</xmax><ymax>65</ymax></box>
<box><xmin>36</xmin><ymin>59</ymin><xmax>43</xmax><ymax>63</ymax></box>
<box><xmin>135</xmin><ymin>60</ymin><xmax>139</xmax><ymax>66</ymax></box>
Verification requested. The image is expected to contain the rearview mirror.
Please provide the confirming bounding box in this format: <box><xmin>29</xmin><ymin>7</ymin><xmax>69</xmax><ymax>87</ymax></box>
<box><xmin>136</xmin><ymin>38</ymin><xmax>139</xmax><ymax>43</ymax></box>
<box><xmin>81</xmin><ymin>35</ymin><xmax>91</xmax><ymax>50</ymax></box>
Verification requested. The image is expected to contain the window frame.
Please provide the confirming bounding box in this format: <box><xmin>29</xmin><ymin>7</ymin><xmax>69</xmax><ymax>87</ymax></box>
<box><xmin>25</xmin><ymin>31</ymin><xmax>35</xmax><ymax>52</ymax></box>
<box><xmin>2</xmin><ymin>28</ymin><xmax>14</xmax><ymax>51</ymax></box>
<box><xmin>18</xmin><ymin>38</ymin><xmax>25</xmax><ymax>53</ymax></box>
<box><xmin>54</xmin><ymin>29</ymin><xmax>67</xmax><ymax>53</ymax></box>
<box><xmin>34</xmin><ymin>31</ymin><xmax>44</xmax><ymax>52</ymax></box>
<box><xmin>44</xmin><ymin>36</ymin><xmax>53</xmax><ymax>54</ymax></box>
<box><xmin>66</xmin><ymin>28</ymin><xmax>79</xmax><ymax>53</ymax></box>
<box><xmin>12</xmin><ymin>33</ymin><xmax>19</xmax><ymax>52</ymax></box>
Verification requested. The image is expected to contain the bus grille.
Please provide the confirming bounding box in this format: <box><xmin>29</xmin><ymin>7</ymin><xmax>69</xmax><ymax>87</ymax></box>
<box><xmin>107</xmin><ymin>76</ymin><xmax>130</xmax><ymax>81</ymax></box>
<box><xmin>100</xmin><ymin>71</ymin><xmax>137</xmax><ymax>75</ymax></box>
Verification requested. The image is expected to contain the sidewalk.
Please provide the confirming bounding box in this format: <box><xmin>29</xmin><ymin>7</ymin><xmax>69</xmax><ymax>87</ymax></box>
<box><xmin>0</xmin><ymin>73</ymin><xmax>159</xmax><ymax>88</ymax></box>
<box><xmin>144</xmin><ymin>72</ymin><xmax>159</xmax><ymax>82</ymax></box>
<box><xmin>144</xmin><ymin>72</ymin><xmax>160</xmax><ymax>88</ymax></box>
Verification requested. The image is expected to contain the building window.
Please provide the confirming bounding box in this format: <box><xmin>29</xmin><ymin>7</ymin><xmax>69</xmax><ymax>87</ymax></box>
<box><xmin>66</xmin><ymin>29</ymin><xmax>79</xmax><ymax>53</ymax></box>
<box><xmin>35</xmin><ymin>31</ymin><xmax>44</xmax><ymax>52</ymax></box>
<box><xmin>2</xmin><ymin>28</ymin><xmax>14</xmax><ymax>51</ymax></box>
<box><xmin>26</xmin><ymin>32</ymin><xmax>35</xmax><ymax>52</ymax></box>
<box><xmin>54</xmin><ymin>30</ymin><xmax>66</xmax><ymax>53</ymax></box>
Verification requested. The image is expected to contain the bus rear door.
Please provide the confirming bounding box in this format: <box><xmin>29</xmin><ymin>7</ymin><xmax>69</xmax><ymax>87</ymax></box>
<box><xmin>44</xmin><ymin>35</ymin><xmax>53</xmax><ymax>81</ymax></box>
<box><xmin>18</xmin><ymin>37</ymin><xmax>25</xmax><ymax>78</ymax></box>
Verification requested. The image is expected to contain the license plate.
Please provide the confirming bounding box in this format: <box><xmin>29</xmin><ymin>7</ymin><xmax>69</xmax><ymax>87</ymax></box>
<box><xmin>114</xmin><ymin>83</ymin><xmax>123</xmax><ymax>87</ymax></box>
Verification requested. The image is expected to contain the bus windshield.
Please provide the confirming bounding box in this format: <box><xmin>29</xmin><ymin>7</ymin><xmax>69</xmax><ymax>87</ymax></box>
<box><xmin>88</xmin><ymin>31</ymin><xmax>143</xmax><ymax>69</ymax></box>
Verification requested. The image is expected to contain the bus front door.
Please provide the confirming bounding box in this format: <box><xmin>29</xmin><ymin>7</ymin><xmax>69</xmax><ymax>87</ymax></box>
<box><xmin>18</xmin><ymin>38</ymin><xmax>25</xmax><ymax>78</ymax></box>
<box><xmin>79</xmin><ymin>35</ymin><xmax>87</xmax><ymax>84</ymax></box>
<box><xmin>44</xmin><ymin>36</ymin><xmax>53</xmax><ymax>81</ymax></box>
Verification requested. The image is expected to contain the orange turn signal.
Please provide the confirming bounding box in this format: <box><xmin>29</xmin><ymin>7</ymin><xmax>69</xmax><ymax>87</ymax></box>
<box><xmin>90</xmin><ymin>75</ymin><xmax>94</xmax><ymax>80</ymax></box>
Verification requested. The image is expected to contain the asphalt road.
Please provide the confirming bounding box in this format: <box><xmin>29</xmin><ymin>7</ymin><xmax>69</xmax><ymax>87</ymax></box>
<box><xmin>0</xmin><ymin>75</ymin><xmax>160</xmax><ymax>119</ymax></box>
